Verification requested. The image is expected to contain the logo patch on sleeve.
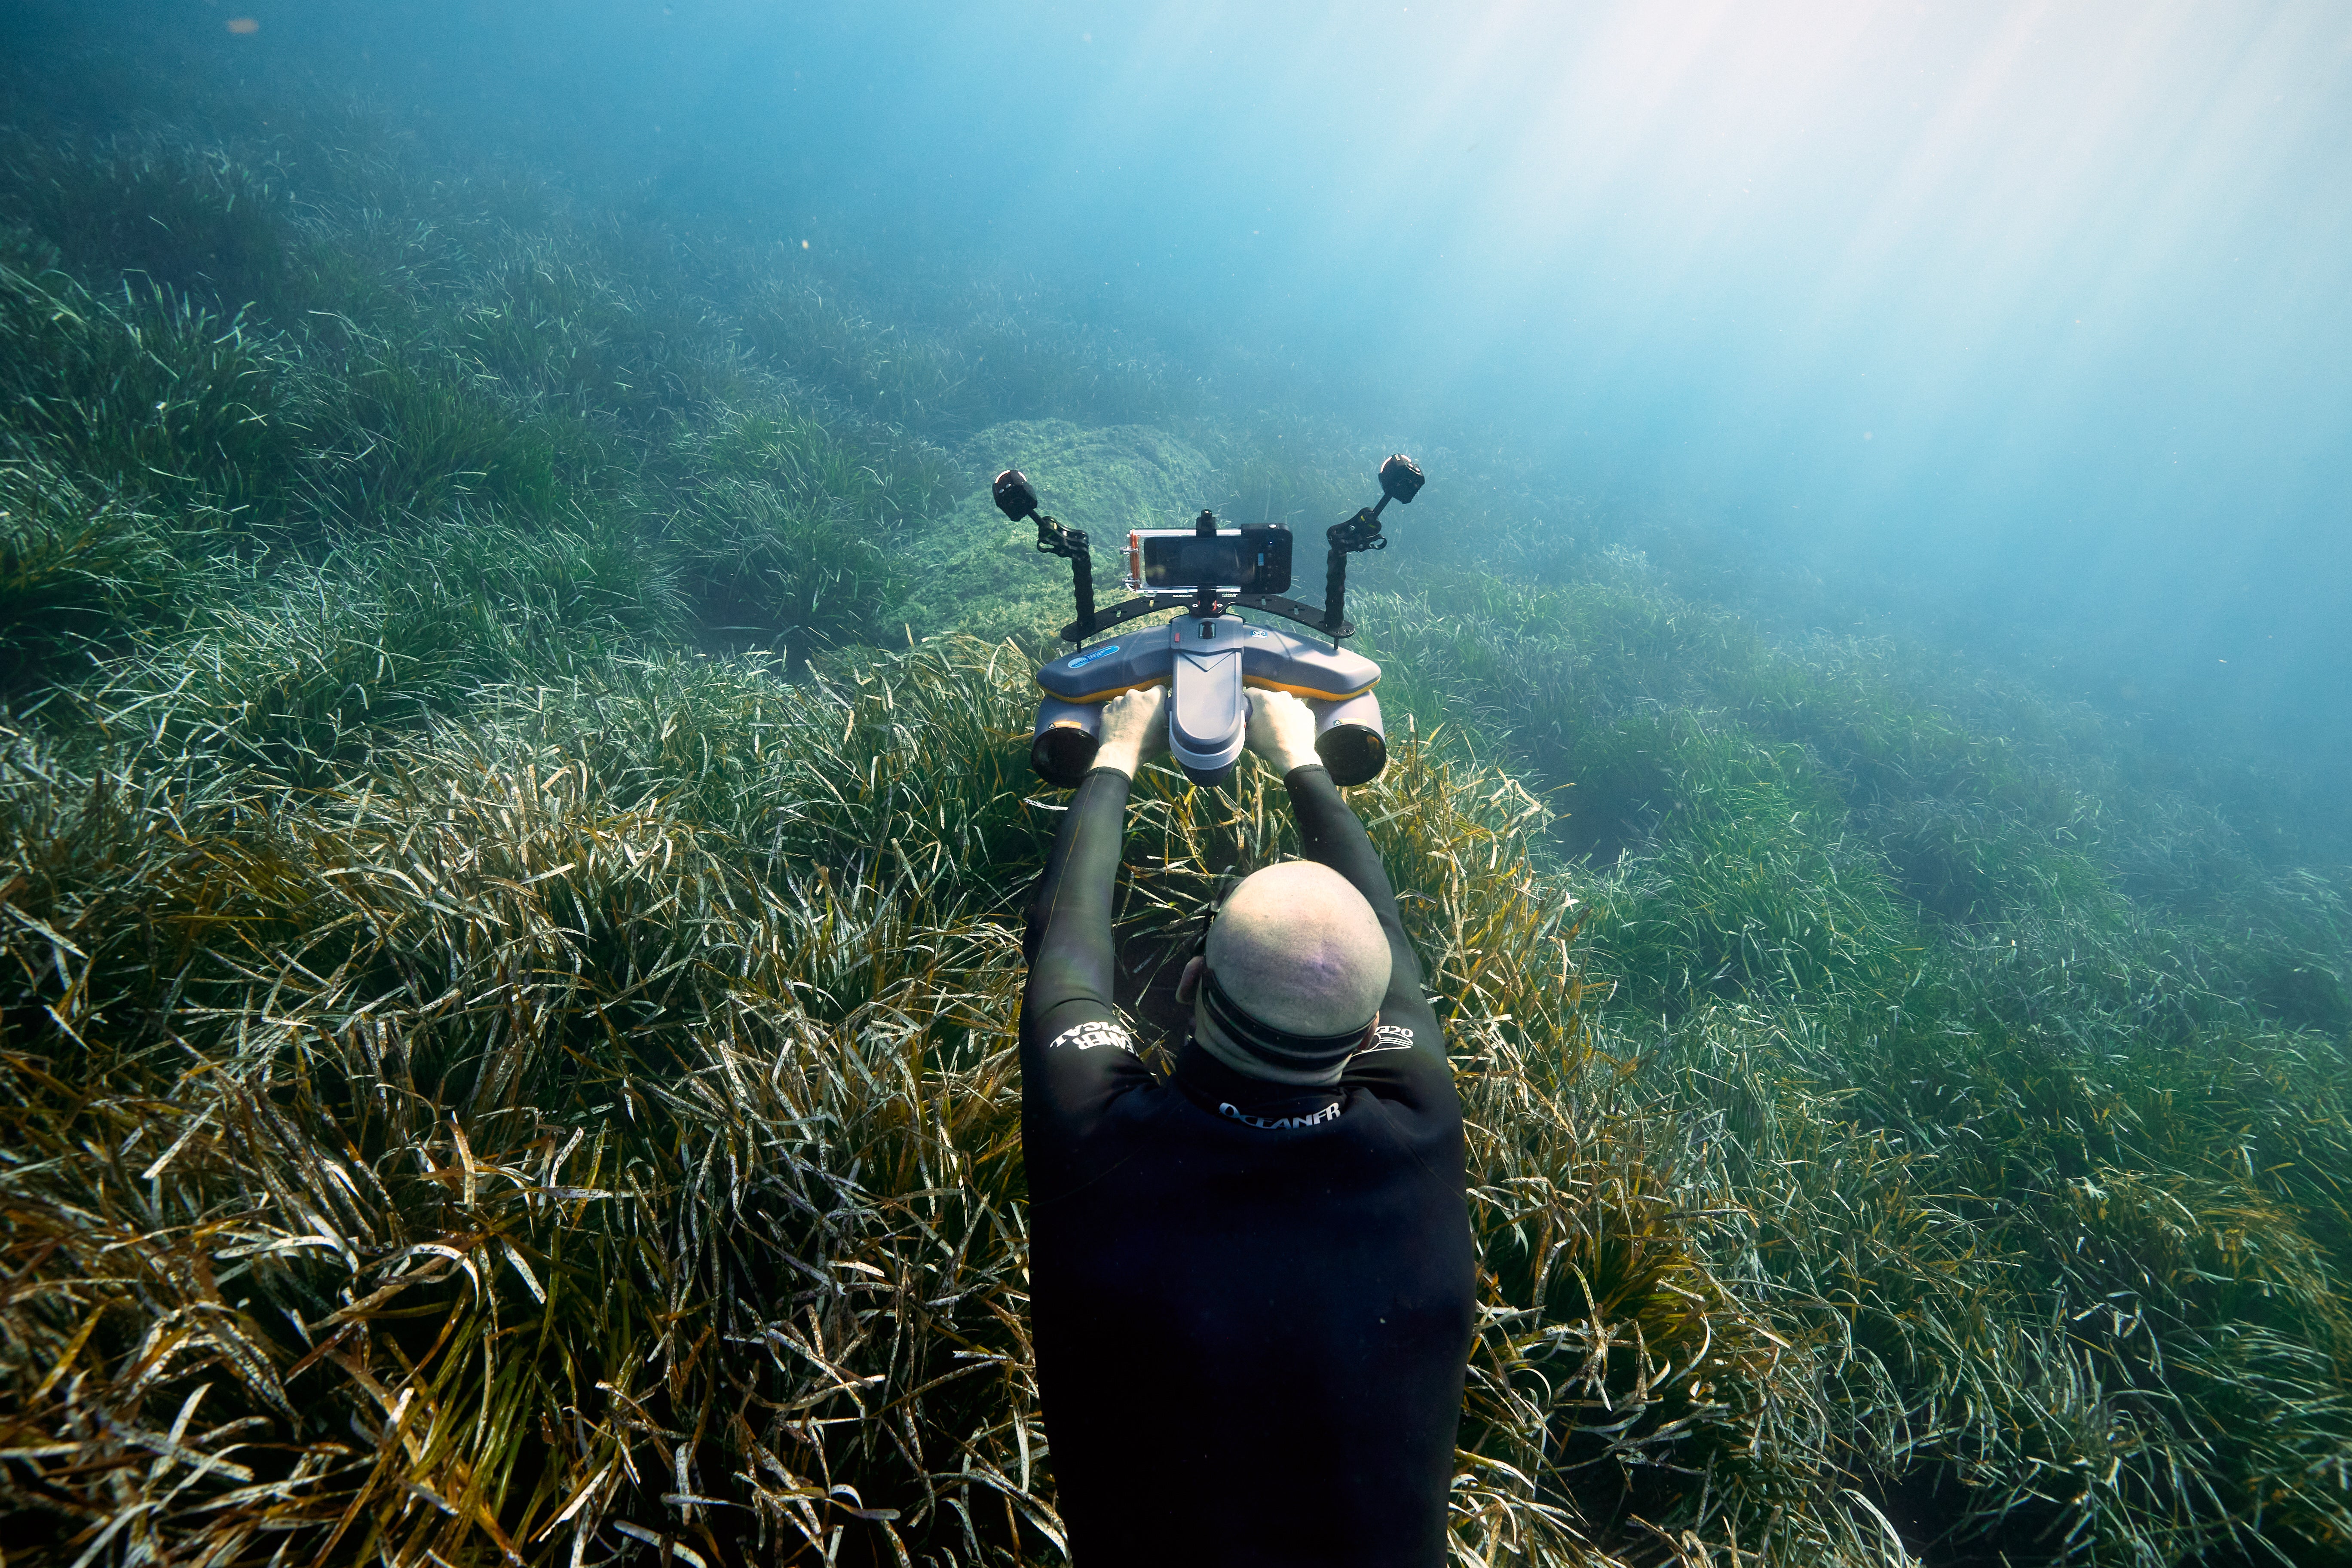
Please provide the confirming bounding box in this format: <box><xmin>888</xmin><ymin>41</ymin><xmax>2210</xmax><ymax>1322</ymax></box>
<box><xmin>1047</xmin><ymin>1020</ymin><xmax>1136</xmax><ymax>1055</ymax></box>
<box><xmin>1358</xmin><ymin>1024</ymin><xmax>1417</xmax><ymax>1054</ymax></box>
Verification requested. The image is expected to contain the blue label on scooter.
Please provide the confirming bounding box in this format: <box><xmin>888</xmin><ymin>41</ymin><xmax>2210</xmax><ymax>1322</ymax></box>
<box><xmin>1066</xmin><ymin>643</ymin><xmax>1122</xmax><ymax>669</ymax></box>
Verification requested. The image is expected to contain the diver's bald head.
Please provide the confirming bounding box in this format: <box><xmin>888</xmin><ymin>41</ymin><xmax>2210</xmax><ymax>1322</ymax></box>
<box><xmin>1195</xmin><ymin>861</ymin><xmax>1390</xmax><ymax>1084</ymax></box>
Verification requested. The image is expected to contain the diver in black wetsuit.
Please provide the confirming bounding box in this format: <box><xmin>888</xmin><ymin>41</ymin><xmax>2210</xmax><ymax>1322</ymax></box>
<box><xmin>1020</xmin><ymin>683</ymin><xmax>1476</xmax><ymax>1568</ymax></box>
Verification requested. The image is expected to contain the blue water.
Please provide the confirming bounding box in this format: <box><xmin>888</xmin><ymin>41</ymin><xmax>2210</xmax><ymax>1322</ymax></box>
<box><xmin>29</xmin><ymin>0</ymin><xmax>2352</xmax><ymax>775</ymax></box>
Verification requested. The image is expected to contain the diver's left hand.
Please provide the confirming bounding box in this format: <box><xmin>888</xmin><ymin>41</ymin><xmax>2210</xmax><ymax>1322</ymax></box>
<box><xmin>1091</xmin><ymin>685</ymin><xmax>1168</xmax><ymax>778</ymax></box>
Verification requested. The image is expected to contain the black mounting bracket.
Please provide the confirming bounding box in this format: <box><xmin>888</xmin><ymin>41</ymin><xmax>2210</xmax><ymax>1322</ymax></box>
<box><xmin>1060</xmin><ymin>594</ymin><xmax>1180</xmax><ymax>643</ymax></box>
<box><xmin>1032</xmin><ymin>514</ymin><xmax>1096</xmax><ymax>638</ymax></box>
<box><xmin>1059</xmin><ymin>591</ymin><xmax>1349</xmax><ymax>645</ymax></box>
<box><xmin>1234</xmin><ymin>593</ymin><xmax>1353</xmax><ymax>638</ymax></box>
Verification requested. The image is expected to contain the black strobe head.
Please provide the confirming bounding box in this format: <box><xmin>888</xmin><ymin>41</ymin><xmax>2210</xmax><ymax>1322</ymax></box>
<box><xmin>1378</xmin><ymin>453</ymin><xmax>1426</xmax><ymax>507</ymax></box>
<box><xmin>993</xmin><ymin>469</ymin><xmax>1041</xmax><ymax>522</ymax></box>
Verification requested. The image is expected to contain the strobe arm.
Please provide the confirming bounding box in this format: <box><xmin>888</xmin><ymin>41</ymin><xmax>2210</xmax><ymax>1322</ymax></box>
<box><xmin>1323</xmin><ymin>509</ymin><xmax>1384</xmax><ymax>638</ymax></box>
<box><xmin>996</xmin><ymin>469</ymin><xmax>1096</xmax><ymax>640</ymax></box>
<box><xmin>1055</xmin><ymin>524</ymin><xmax>1098</xmax><ymax>640</ymax></box>
<box><xmin>1319</xmin><ymin>454</ymin><xmax>1424</xmax><ymax>641</ymax></box>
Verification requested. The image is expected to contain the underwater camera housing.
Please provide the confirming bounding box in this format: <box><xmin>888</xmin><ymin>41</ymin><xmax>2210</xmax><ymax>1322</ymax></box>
<box><xmin>995</xmin><ymin>454</ymin><xmax>1425</xmax><ymax>789</ymax></box>
<box><xmin>1122</xmin><ymin>524</ymin><xmax>1292</xmax><ymax>595</ymax></box>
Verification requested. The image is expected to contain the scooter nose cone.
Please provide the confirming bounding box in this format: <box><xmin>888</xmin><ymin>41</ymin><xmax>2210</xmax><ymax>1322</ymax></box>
<box><xmin>1168</xmin><ymin>694</ymin><xmax>1245</xmax><ymax>759</ymax></box>
<box><xmin>1170</xmin><ymin>655</ymin><xmax>1244</xmax><ymax>744</ymax></box>
<box><xmin>1166</xmin><ymin>620</ymin><xmax>1248</xmax><ymax>785</ymax></box>
<box><xmin>1168</xmin><ymin>723</ymin><xmax>1245</xmax><ymax>784</ymax></box>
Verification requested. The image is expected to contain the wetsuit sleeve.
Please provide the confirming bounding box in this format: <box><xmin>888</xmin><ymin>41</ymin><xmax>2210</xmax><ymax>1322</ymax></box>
<box><xmin>1282</xmin><ymin>764</ymin><xmax>1453</xmax><ymax>1106</ymax></box>
<box><xmin>1020</xmin><ymin>767</ymin><xmax>1154</xmax><ymax>1145</ymax></box>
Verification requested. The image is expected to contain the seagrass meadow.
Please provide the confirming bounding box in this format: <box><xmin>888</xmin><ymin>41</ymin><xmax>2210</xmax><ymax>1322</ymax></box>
<box><xmin>3</xmin><ymin>62</ymin><xmax>2350</xmax><ymax>1568</ymax></box>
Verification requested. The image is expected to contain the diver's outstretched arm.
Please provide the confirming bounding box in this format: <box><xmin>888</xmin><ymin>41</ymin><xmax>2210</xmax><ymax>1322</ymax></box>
<box><xmin>1019</xmin><ymin>690</ymin><xmax>1164</xmax><ymax>1149</ymax></box>
<box><xmin>1246</xmin><ymin>691</ymin><xmax>1450</xmax><ymax>1099</ymax></box>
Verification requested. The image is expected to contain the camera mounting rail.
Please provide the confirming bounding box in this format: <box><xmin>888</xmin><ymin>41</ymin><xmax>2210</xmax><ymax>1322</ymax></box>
<box><xmin>994</xmin><ymin>456</ymin><xmax>1425</xmax><ymax>646</ymax></box>
<box><xmin>996</xmin><ymin>455</ymin><xmax>1426</xmax><ymax>789</ymax></box>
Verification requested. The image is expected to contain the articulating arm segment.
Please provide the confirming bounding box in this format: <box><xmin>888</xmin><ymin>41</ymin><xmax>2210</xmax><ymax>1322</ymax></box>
<box><xmin>996</xmin><ymin>468</ymin><xmax>1100</xmax><ymax>640</ymax></box>
<box><xmin>1033</xmin><ymin>514</ymin><xmax>1097</xmax><ymax>639</ymax></box>
<box><xmin>1321</xmin><ymin>508</ymin><xmax>1386</xmax><ymax>641</ymax></box>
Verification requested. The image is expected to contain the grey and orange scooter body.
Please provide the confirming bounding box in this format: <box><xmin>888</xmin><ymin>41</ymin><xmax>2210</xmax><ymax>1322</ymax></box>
<box><xmin>1030</xmin><ymin>615</ymin><xmax>1388</xmax><ymax>788</ymax></box>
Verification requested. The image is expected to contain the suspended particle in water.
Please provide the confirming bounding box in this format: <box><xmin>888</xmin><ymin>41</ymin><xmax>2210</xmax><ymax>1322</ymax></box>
<box><xmin>227</xmin><ymin>16</ymin><xmax>259</xmax><ymax>32</ymax></box>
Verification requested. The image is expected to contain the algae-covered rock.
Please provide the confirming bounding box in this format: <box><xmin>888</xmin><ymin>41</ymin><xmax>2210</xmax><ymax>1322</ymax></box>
<box><xmin>902</xmin><ymin>419</ymin><xmax>1216</xmax><ymax>643</ymax></box>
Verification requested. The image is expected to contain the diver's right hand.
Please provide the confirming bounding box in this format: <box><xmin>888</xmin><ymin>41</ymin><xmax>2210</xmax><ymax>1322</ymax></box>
<box><xmin>1092</xmin><ymin>685</ymin><xmax>1168</xmax><ymax>778</ymax></box>
<box><xmin>1246</xmin><ymin>689</ymin><xmax>1322</xmax><ymax>776</ymax></box>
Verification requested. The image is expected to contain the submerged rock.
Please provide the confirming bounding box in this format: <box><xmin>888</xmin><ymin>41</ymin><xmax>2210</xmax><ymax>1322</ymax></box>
<box><xmin>902</xmin><ymin>418</ymin><xmax>1215</xmax><ymax>643</ymax></box>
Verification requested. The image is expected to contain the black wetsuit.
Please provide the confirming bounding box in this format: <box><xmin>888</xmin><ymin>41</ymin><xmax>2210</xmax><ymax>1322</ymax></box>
<box><xmin>1020</xmin><ymin>763</ymin><xmax>1476</xmax><ymax>1567</ymax></box>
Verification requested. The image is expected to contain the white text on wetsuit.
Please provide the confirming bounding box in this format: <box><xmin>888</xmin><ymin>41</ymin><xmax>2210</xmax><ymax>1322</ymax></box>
<box><xmin>1047</xmin><ymin>1020</ymin><xmax>1136</xmax><ymax>1055</ymax></box>
<box><xmin>1218</xmin><ymin>1100</ymin><xmax>1341</xmax><ymax>1131</ymax></box>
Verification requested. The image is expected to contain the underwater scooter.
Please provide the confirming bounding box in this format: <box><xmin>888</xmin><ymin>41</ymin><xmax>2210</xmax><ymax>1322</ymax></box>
<box><xmin>995</xmin><ymin>454</ymin><xmax>1426</xmax><ymax>789</ymax></box>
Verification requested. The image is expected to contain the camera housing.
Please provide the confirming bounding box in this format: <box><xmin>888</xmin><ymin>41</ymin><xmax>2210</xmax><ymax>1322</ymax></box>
<box><xmin>1123</xmin><ymin>525</ymin><xmax>1292</xmax><ymax>596</ymax></box>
